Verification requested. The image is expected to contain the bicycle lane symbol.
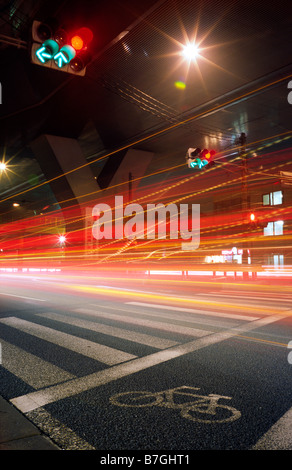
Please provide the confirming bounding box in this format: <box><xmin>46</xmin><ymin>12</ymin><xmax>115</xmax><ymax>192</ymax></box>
<box><xmin>109</xmin><ymin>386</ymin><xmax>241</xmax><ymax>424</ymax></box>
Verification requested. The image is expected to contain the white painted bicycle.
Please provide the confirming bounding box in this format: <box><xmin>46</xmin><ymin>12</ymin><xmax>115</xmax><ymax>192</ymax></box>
<box><xmin>110</xmin><ymin>385</ymin><xmax>241</xmax><ymax>424</ymax></box>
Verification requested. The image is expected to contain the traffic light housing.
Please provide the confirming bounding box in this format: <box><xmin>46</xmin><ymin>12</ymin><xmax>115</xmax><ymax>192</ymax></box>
<box><xmin>248</xmin><ymin>212</ymin><xmax>265</xmax><ymax>230</ymax></box>
<box><xmin>186</xmin><ymin>148</ymin><xmax>216</xmax><ymax>169</ymax></box>
<box><xmin>31</xmin><ymin>20</ymin><xmax>93</xmax><ymax>76</ymax></box>
<box><xmin>200</xmin><ymin>149</ymin><xmax>216</xmax><ymax>166</ymax></box>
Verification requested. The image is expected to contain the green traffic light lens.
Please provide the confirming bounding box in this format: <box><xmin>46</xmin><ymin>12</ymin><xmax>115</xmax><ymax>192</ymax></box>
<box><xmin>60</xmin><ymin>45</ymin><xmax>76</xmax><ymax>62</ymax></box>
<box><xmin>43</xmin><ymin>39</ymin><xmax>59</xmax><ymax>55</ymax></box>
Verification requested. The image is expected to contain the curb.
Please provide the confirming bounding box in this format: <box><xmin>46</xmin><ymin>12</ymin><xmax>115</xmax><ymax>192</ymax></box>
<box><xmin>0</xmin><ymin>397</ymin><xmax>60</xmax><ymax>450</ymax></box>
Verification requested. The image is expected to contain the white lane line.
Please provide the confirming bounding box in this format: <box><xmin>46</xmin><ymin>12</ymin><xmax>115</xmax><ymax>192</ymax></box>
<box><xmin>252</xmin><ymin>407</ymin><xmax>292</xmax><ymax>450</ymax></box>
<box><xmin>95</xmin><ymin>303</ymin><xmax>243</xmax><ymax>330</ymax></box>
<box><xmin>0</xmin><ymin>317</ymin><xmax>136</xmax><ymax>365</ymax></box>
<box><xmin>0</xmin><ymin>339</ymin><xmax>75</xmax><ymax>388</ymax></box>
<box><xmin>37</xmin><ymin>312</ymin><xmax>179</xmax><ymax>349</ymax></box>
<box><xmin>10</xmin><ymin>313</ymin><xmax>287</xmax><ymax>413</ymax></box>
<box><xmin>126</xmin><ymin>302</ymin><xmax>260</xmax><ymax>321</ymax></box>
<box><xmin>206</xmin><ymin>292</ymin><xmax>292</xmax><ymax>303</ymax></box>
<box><xmin>0</xmin><ymin>293</ymin><xmax>46</xmax><ymax>302</ymax></box>
<box><xmin>74</xmin><ymin>308</ymin><xmax>212</xmax><ymax>338</ymax></box>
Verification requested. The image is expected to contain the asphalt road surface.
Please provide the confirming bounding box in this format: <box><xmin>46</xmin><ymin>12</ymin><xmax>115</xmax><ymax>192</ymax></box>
<box><xmin>0</xmin><ymin>270</ymin><xmax>291</xmax><ymax>455</ymax></box>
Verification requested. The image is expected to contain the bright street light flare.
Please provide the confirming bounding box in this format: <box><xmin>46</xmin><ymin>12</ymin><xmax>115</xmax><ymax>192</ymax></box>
<box><xmin>182</xmin><ymin>42</ymin><xmax>201</xmax><ymax>62</ymax></box>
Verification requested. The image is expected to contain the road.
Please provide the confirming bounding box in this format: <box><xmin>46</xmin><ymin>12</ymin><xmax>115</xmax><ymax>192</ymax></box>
<box><xmin>0</xmin><ymin>270</ymin><xmax>291</xmax><ymax>454</ymax></box>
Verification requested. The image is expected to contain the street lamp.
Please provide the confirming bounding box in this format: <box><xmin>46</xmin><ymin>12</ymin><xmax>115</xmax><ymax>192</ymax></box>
<box><xmin>58</xmin><ymin>235</ymin><xmax>66</xmax><ymax>246</ymax></box>
<box><xmin>0</xmin><ymin>162</ymin><xmax>7</xmax><ymax>171</ymax></box>
<box><xmin>182</xmin><ymin>42</ymin><xmax>201</xmax><ymax>62</ymax></box>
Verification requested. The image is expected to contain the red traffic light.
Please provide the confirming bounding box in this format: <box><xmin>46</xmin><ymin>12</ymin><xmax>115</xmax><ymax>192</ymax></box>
<box><xmin>71</xmin><ymin>35</ymin><xmax>84</xmax><ymax>51</ymax></box>
<box><xmin>201</xmin><ymin>149</ymin><xmax>216</xmax><ymax>160</ymax></box>
<box><xmin>70</xmin><ymin>27</ymin><xmax>93</xmax><ymax>51</ymax></box>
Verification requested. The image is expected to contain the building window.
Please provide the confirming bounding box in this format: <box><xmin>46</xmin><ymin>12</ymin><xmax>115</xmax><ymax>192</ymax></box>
<box><xmin>267</xmin><ymin>254</ymin><xmax>284</xmax><ymax>266</ymax></box>
<box><xmin>264</xmin><ymin>220</ymin><xmax>284</xmax><ymax>236</ymax></box>
<box><xmin>263</xmin><ymin>190</ymin><xmax>283</xmax><ymax>206</ymax></box>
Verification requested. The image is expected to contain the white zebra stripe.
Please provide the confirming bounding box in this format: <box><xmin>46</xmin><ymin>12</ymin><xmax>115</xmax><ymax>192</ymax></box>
<box><xmin>74</xmin><ymin>308</ymin><xmax>212</xmax><ymax>337</ymax></box>
<box><xmin>126</xmin><ymin>302</ymin><xmax>260</xmax><ymax>321</ymax></box>
<box><xmin>0</xmin><ymin>339</ymin><xmax>75</xmax><ymax>388</ymax></box>
<box><xmin>0</xmin><ymin>317</ymin><xmax>136</xmax><ymax>365</ymax></box>
<box><xmin>36</xmin><ymin>312</ymin><xmax>179</xmax><ymax>349</ymax></box>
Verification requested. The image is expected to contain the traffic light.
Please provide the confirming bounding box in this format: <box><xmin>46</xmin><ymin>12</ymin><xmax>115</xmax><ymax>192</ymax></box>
<box><xmin>248</xmin><ymin>212</ymin><xmax>265</xmax><ymax>230</ymax></box>
<box><xmin>31</xmin><ymin>20</ymin><xmax>93</xmax><ymax>76</ymax></box>
<box><xmin>186</xmin><ymin>148</ymin><xmax>216</xmax><ymax>169</ymax></box>
<box><xmin>248</xmin><ymin>212</ymin><xmax>256</xmax><ymax>230</ymax></box>
<box><xmin>200</xmin><ymin>149</ymin><xmax>216</xmax><ymax>166</ymax></box>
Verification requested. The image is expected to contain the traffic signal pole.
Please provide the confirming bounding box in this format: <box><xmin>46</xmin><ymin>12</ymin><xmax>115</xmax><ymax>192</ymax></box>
<box><xmin>240</xmin><ymin>132</ymin><xmax>248</xmax><ymax>213</ymax></box>
<box><xmin>239</xmin><ymin>132</ymin><xmax>254</xmax><ymax>278</ymax></box>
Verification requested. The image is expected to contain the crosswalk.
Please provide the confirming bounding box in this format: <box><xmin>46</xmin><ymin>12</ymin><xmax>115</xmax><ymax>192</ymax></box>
<box><xmin>0</xmin><ymin>301</ymin><xmax>263</xmax><ymax>397</ymax></box>
<box><xmin>0</xmin><ymin>297</ymin><xmax>290</xmax><ymax>451</ymax></box>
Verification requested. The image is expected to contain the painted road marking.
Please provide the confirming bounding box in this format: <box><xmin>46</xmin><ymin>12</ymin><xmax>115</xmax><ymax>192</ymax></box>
<box><xmin>109</xmin><ymin>385</ymin><xmax>241</xmax><ymax>424</ymax></box>
<box><xmin>0</xmin><ymin>292</ymin><xmax>46</xmax><ymax>302</ymax></box>
<box><xmin>0</xmin><ymin>317</ymin><xmax>136</xmax><ymax>365</ymax></box>
<box><xmin>206</xmin><ymin>292</ymin><xmax>292</xmax><ymax>304</ymax></box>
<box><xmin>10</xmin><ymin>313</ymin><xmax>287</xmax><ymax>413</ymax></box>
<box><xmin>126</xmin><ymin>302</ymin><xmax>260</xmax><ymax>321</ymax></box>
<box><xmin>37</xmin><ymin>312</ymin><xmax>179</xmax><ymax>349</ymax></box>
<box><xmin>0</xmin><ymin>339</ymin><xmax>75</xmax><ymax>388</ymax></box>
<box><xmin>74</xmin><ymin>308</ymin><xmax>213</xmax><ymax>338</ymax></box>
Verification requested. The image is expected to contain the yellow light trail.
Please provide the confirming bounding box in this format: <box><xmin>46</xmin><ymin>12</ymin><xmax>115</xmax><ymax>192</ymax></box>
<box><xmin>60</xmin><ymin>283</ymin><xmax>290</xmax><ymax>315</ymax></box>
<box><xmin>1</xmin><ymin>131</ymin><xmax>291</xmax><ymax>265</ymax></box>
<box><xmin>235</xmin><ymin>335</ymin><xmax>290</xmax><ymax>348</ymax></box>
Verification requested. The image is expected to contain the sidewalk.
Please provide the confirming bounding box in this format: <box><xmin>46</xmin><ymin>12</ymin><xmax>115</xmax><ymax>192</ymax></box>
<box><xmin>0</xmin><ymin>397</ymin><xmax>60</xmax><ymax>450</ymax></box>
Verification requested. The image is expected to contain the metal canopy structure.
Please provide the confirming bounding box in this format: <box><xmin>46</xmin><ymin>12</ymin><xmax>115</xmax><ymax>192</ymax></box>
<box><xmin>1</xmin><ymin>0</ymin><xmax>291</xmax><ymax>154</ymax></box>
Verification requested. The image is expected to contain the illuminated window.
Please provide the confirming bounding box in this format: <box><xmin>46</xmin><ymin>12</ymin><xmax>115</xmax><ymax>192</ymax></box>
<box><xmin>264</xmin><ymin>220</ymin><xmax>284</xmax><ymax>236</ymax></box>
<box><xmin>263</xmin><ymin>190</ymin><xmax>282</xmax><ymax>206</ymax></box>
<box><xmin>267</xmin><ymin>254</ymin><xmax>284</xmax><ymax>266</ymax></box>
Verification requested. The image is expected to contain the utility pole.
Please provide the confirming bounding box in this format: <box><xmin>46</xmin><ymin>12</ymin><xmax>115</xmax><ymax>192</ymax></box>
<box><xmin>128</xmin><ymin>172</ymin><xmax>132</xmax><ymax>202</ymax></box>
<box><xmin>240</xmin><ymin>133</ymin><xmax>248</xmax><ymax>212</ymax></box>
<box><xmin>239</xmin><ymin>132</ymin><xmax>250</xmax><ymax>275</ymax></box>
